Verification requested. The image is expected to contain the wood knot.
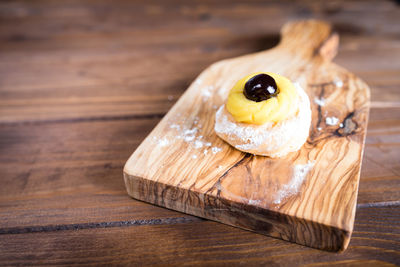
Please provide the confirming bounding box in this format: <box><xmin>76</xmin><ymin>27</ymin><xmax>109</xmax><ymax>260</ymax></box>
<box><xmin>336</xmin><ymin>112</ymin><xmax>358</xmax><ymax>136</ymax></box>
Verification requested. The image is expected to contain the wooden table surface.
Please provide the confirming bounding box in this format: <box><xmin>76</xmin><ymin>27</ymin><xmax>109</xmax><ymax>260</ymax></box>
<box><xmin>0</xmin><ymin>0</ymin><xmax>399</xmax><ymax>266</ymax></box>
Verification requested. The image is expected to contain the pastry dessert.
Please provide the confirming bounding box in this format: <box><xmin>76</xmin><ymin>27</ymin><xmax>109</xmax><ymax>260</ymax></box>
<box><xmin>214</xmin><ymin>72</ymin><xmax>311</xmax><ymax>157</ymax></box>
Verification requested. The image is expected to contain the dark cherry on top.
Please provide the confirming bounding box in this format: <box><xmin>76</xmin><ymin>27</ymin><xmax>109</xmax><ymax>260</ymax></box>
<box><xmin>243</xmin><ymin>73</ymin><xmax>279</xmax><ymax>102</ymax></box>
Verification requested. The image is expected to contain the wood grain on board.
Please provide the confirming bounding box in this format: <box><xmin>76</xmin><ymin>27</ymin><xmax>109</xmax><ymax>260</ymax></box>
<box><xmin>124</xmin><ymin>20</ymin><xmax>370</xmax><ymax>251</ymax></box>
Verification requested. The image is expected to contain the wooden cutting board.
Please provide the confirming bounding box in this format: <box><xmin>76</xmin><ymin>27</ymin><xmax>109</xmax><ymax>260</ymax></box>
<box><xmin>123</xmin><ymin>20</ymin><xmax>370</xmax><ymax>251</ymax></box>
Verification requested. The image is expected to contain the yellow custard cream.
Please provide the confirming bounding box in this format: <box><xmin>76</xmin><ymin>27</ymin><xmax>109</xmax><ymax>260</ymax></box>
<box><xmin>226</xmin><ymin>72</ymin><xmax>298</xmax><ymax>125</ymax></box>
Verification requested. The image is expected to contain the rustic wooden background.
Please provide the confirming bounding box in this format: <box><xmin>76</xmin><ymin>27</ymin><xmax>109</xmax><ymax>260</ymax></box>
<box><xmin>0</xmin><ymin>0</ymin><xmax>399</xmax><ymax>265</ymax></box>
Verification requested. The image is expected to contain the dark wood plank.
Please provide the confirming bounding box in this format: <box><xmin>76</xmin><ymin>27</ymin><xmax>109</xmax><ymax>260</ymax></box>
<box><xmin>0</xmin><ymin>0</ymin><xmax>399</xmax><ymax>123</ymax></box>
<box><xmin>0</xmin><ymin>206</ymin><xmax>399</xmax><ymax>266</ymax></box>
<box><xmin>0</xmin><ymin>192</ymin><xmax>200</xmax><ymax>230</ymax></box>
<box><xmin>359</xmin><ymin>108</ymin><xmax>400</xmax><ymax>204</ymax></box>
<box><xmin>0</xmin><ymin>118</ymin><xmax>189</xmax><ymax>228</ymax></box>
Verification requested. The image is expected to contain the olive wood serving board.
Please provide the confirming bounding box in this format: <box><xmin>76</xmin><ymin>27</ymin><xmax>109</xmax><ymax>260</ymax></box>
<box><xmin>124</xmin><ymin>20</ymin><xmax>370</xmax><ymax>251</ymax></box>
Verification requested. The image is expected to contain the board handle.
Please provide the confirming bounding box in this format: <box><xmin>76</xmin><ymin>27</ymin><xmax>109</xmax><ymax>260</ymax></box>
<box><xmin>278</xmin><ymin>20</ymin><xmax>339</xmax><ymax>62</ymax></box>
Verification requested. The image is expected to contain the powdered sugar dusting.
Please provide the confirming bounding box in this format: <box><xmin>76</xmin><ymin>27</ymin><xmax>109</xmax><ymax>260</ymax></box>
<box><xmin>248</xmin><ymin>199</ymin><xmax>262</xmax><ymax>205</ymax></box>
<box><xmin>211</xmin><ymin>147</ymin><xmax>222</xmax><ymax>154</ymax></box>
<box><xmin>215</xmin><ymin>105</ymin><xmax>272</xmax><ymax>151</ymax></box>
<box><xmin>314</xmin><ymin>97</ymin><xmax>326</xmax><ymax>106</ymax></box>
<box><xmin>153</xmin><ymin>115</ymin><xmax>223</xmax><ymax>157</ymax></box>
<box><xmin>194</xmin><ymin>140</ymin><xmax>204</xmax><ymax>149</ymax></box>
<box><xmin>184</xmin><ymin>135</ymin><xmax>194</xmax><ymax>142</ymax></box>
<box><xmin>218</xmin><ymin>86</ymin><xmax>229</xmax><ymax>99</ymax></box>
<box><xmin>169</xmin><ymin>124</ymin><xmax>180</xmax><ymax>130</ymax></box>
<box><xmin>157</xmin><ymin>137</ymin><xmax>169</xmax><ymax>147</ymax></box>
<box><xmin>273</xmin><ymin>161</ymin><xmax>315</xmax><ymax>204</ymax></box>
<box><xmin>183</xmin><ymin>128</ymin><xmax>198</xmax><ymax>136</ymax></box>
<box><xmin>202</xmin><ymin>85</ymin><xmax>214</xmax><ymax>102</ymax></box>
<box><xmin>334</xmin><ymin>78</ymin><xmax>343</xmax><ymax>88</ymax></box>
<box><xmin>194</xmin><ymin>79</ymin><xmax>202</xmax><ymax>86</ymax></box>
<box><xmin>326</xmin><ymin>116</ymin><xmax>339</xmax><ymax>126</ymax></box>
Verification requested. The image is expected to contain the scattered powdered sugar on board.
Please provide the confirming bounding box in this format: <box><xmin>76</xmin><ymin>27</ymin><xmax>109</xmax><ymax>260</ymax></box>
<box><xmin>193</xmin><ymin>116</ymin><xmax>200</xmax><ymax>125</ymax></box>
<box><xmin>158</xmin><ymin>116</ymin><xmax>223</xmax><ymax>157</ymax></box>
<box><xmin>273</xmin><ymin>161</ymin><xmax>315</xmax><ymax>205</ymax></box>
<box><xmin>180</xmin><ymin>126</ymin><xmax>222</xmax><ymax>154</ymax></box>
<box><xmin>334</xmin><ymin>78</ymin><xmax>343</xmax><ymax>88</ymax></box>
<box><xmin>314</xmin><ymin>97</ymin><xmax>326</xmax><ymax>106</ymax></box>
<box><xmin>194</xmin><ymin>140</ymin><xmax>204</xmax><ymax>149</ymax></box>
<box><xmin>202</xmin><ymin>85</ymin><xmax>214</xmax><ymax>102</ymax></box>
<box><xmin>183</xmin><ymin>128</ymin><xmax>198</xmax><ymax>136</ymax></box>
<box><xmin>326</xmin><ymin>116</ymin><xmax>339</xmax><ymax>126</ymax></box>
<box><xmin>184</xmin><ymin>134</ymin><xmax>195</xmax><ymax>142</ymax></box>
<box><xmin>211</xmin><ymin>147</ymin><xmax>222</xmax><ymax>154</ymax></box>
<box><xmin>182</xmin><ymin>127</ymin><xmax>198</xmax><ymax>142</ymax></box>
<box><xmin>248</xmin><ymin>199</ymin><xmax>262</xmax><ymax>205</ymax></box>
<box><xmin>169</xmin><ymin>124</ymin><xmax>180</xmax><ymax>130</ymax></box>
<box><xmin>194</xmin><ymin>78</ymin><xmax>202</xmax><ymax>86</ymax></box>
<box><xmin>157</xmin><ymin>137</ymin><xmax>169</xmax><ymax>147</ymax></box>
